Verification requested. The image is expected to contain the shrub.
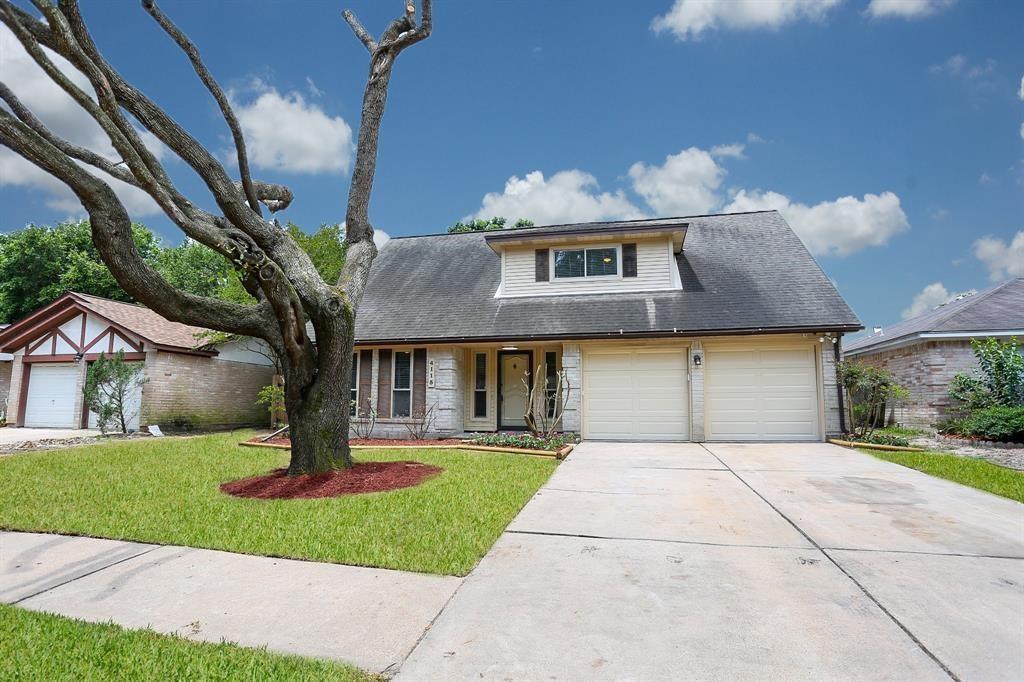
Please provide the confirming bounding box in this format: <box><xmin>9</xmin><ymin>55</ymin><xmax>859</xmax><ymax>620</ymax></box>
<box><xmin>851</xmin><ymin>432</ymin><xmax>911</xmax><ymax>447</ymax></box>
<box><xmin>960</xmin><ymin>406</ymin><xmax>1024</xmax><ymax>443</ymax></box>
<box><xmin>949</xmin><ymin>337</ymin><xmax>1024</xmax><ymax>413</ymax></box>
<box><xmin>469</xmin><ymin>432</ymin><xmax>577</xmax><ymax>452</ymax></box>
<box><xmin>836</xmin><ymin>361</ymin><xmax>909</xmax><ymax>439</ymax></box>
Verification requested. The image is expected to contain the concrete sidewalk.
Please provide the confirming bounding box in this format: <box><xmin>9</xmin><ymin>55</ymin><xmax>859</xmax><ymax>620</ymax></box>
<box><xmin>0</xmin><ymin>531</ymin><xmax>461</xmax><ymax>675</ymax></box>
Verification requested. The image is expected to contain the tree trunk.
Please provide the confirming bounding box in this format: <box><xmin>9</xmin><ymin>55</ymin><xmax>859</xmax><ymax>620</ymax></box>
<box><xmin>282</xmin><ymin>325</ymin><xmax>355</xmax><ymax>474</ymax></box>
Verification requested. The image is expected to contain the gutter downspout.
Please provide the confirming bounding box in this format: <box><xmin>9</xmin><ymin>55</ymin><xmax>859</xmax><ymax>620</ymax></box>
<box><xmin>835</xmin><ymin>333</ymin><xmax>846</xmax><ymax>434</ymax></box>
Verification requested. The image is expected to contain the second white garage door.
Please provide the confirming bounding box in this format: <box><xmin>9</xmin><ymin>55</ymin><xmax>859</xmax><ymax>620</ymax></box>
<box><xmin>583</xmin><ymin>347</ymin><xmax>689</xmax><ymax>441</ymax></box>
<box><xmin>705</xmin><ymin>343</ymin><xmax>820</xmax><ymax>441</ymax></box>
<box><xmin>23</xmin><ymin>363</ymin><xmax>80</xmax><ymax>428</ymax></box>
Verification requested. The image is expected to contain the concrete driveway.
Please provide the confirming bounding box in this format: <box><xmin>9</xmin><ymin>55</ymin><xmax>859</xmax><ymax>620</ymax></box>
<box><xmin>400</xmin><ymin>442</ymin><xmax>1024</xmax><ymax>680</ymax></box>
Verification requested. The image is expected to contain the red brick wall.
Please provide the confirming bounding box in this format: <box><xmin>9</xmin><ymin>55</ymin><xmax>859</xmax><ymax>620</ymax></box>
<box><xmin>142</xmin><ymin>351</ymin><xmax>274</xmax><ymax>429</ymax></box>
<box><xmin>854</xmin><ymin>340</ymin><xmax>977</xmax><ymax>429</ymax></box>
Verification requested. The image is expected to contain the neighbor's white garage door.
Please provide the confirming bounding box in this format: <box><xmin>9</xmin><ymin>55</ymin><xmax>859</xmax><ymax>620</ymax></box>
<box><xmin>705</xmin><ymin>342</ymin><xmax>820</xmax><ymax>441</ymax></box>
<box><xmin>583</xmin><ymin>347</ymin><xmax>689</xmax><ymax>441</ymax></box>
<box><xmin>23</xmin><ymin>363</ymin><xmax>80</xmax><ymax>428</ymax></box>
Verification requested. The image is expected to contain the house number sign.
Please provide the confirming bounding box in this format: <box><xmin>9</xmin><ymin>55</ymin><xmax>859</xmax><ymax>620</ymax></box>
<box><xmin>427</xmin><ymin>359</ymin><xmax>436</xmax><ymax>388</ymax></box>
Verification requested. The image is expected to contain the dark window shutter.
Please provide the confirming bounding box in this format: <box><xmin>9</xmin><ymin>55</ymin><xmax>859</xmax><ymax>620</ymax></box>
<box><xmin>358</xmin><ymin>349</ymin><xmax>373</xmax><ymax>417</ymax></box>
<box><xmin>535</xmin><ymin>249</ymin><xmax>549</xmax><ymax>282</ymax></box>
<box><xmin>376</xmin><ymin>349</ymin><xmax>392</xmax><ymax>417</ymax></box>
<box><xmin>622</xmin><ymin>243</ymin><xmax>638</xmax><ymax>278</ymax></box>
<box><xmin>413</xmin><ymin>348</ymin><xmax>427</xmax><ymax>417</ymax></box>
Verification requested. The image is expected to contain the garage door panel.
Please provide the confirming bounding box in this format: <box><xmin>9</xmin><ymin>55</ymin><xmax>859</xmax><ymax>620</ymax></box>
<box><xmin>24</xmin><ymin>363</ymin><xmax>79</xmax><ymax>428</ymax></box>
<box><xmin>583</xmin><ymin>347</ymin><xmax>689</xmax><ymax>441</ymax></box>
<box><xmin>707</xmin><ymin>344</ymin><xmax>820</xmax><ymax>442</ymax></box>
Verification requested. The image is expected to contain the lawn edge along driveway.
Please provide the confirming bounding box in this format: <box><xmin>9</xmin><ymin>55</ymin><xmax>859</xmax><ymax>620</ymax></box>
<box><xmin>0</xmin><ymin>432</ymin><xmax>557</xmax><ymax>576</ymax></box>
<box><xmin>860</xmin><ymin>448</ymin><xmax>1024</xmax><ymax>503</ymax></box>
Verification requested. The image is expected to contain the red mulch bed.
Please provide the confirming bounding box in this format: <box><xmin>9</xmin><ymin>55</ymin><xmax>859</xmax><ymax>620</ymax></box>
<box><xmin>220</xmin><ymin>461</ymin><xmax>443</xmax><ymax>500</ymax></box>
<box><xmin>251</xmin><ymin>436</ymin><xmax>465</xmax><ymax>447</ymax></box>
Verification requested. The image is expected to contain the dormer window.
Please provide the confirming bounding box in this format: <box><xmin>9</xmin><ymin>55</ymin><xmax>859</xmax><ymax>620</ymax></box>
<box><xmin>553</xmin><ymin>247</ymin><xmax>618</xmax><ymax>279</ymax></box>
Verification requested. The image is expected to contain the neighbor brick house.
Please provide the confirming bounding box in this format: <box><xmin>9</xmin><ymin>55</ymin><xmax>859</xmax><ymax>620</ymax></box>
<box><xmin>843</xmin><ymin>278</ymin><xmax>1024</xmax><ymax>429</ymax></box>
<box><xmin>0</xmin><ymin>292</ymin><xmax>275</xmax><ymax>430</ymax></box>
<box><xmin>339</xmin><ymin>211</ymin><xmax>862</xmax><ymax>441</ymax></box>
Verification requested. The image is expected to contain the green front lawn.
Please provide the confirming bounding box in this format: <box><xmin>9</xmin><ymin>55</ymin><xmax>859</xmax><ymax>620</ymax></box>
<box><xmin>862</xmin><ymin>449</ymin><xmax>1024</xmax><ymax>503</ymax></box>
<box><xmin>0</xmin><ymin>604</ymin><xmax>371</xmax><ymax>681</ymax></box>
<box><xmin>0</xmin><ymin>432</ymin><xmax>556</xmax><ymax>575</ymax></box>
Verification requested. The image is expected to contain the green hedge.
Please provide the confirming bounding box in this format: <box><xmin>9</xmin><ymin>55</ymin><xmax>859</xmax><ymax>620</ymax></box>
<box><xmin>469</xmin><ymin>432</ymin><xmax>577</xmax><ymax>451</ymax></box>
<box><xmin>959</xmin><ymin>406</ymin><xmax>1024</xmax><ymax>443</ymax></box>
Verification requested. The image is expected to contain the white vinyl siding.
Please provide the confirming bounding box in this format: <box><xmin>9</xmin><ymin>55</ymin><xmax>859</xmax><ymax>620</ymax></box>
<box><xmin>24</xmin><ymin>363</ymin><xmax>80</xmax><ymax>428</ymax></box>
<box><xmin>582</xmin><ymin>346</ymin><xmax>690</xmax><ymax>441</ymax></box>
<box><xmin>705</xmin><ymin>341</ymin><xmax>821</xmax><ymax>441</ymax></box>
<box><xmin>500</xmin><ymin>237</ymin><xmax>677</xmax><ymax>297</ymax></box>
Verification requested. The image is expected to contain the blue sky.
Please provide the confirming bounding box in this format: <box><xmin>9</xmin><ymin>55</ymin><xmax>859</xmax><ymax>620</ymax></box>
<box><xmin>1</xmin><ymin>0</ymin><xmax>1022</xmax><ymax>334</ymax></box>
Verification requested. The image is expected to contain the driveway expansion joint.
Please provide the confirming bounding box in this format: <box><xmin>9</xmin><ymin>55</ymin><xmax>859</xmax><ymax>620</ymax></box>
<box><xmin>700</xmin><ymin>444</ymin><xmax>961</xmax><ymax>681</ymax></box>
<box><xmin>506</xmin><ymin>528</ymin><xmax>810</xmax><ymax>551</ymax></box>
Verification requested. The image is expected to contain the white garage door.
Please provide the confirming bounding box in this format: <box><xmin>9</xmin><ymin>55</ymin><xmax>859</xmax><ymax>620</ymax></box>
<box><xmin>24</xmin><ymin>363</ymin><xmax>80</xmax><ymax>428</ymax></box>
<box><xmin>583</xmin><ymin>347</ymin><xmax>689</xmax><ymax>441</ymax></box>
<box><xmin>706</xmin><ymin>344</ymin><xmax>820</xmax><ymax>441</ymax></box>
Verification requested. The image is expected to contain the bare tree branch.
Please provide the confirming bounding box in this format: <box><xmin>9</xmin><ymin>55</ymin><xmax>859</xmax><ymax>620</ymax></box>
<box><xmin>140</xmin><ymin>0</ymin><xmax>263</xmax><ymax>219</ymax></box>
<box><xmin>342</xmin><ymin>9</ymin><xmax>377</xmax><ymax>52</ymax></box>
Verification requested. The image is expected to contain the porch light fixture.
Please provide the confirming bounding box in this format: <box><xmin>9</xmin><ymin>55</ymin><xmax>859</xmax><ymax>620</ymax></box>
<box><xmin>501</xmin><ymin>345</ymin><xmax>519</xmax><ymax>351</ymax></box>
<box><xmin>73</xmin><ymin>352</ymin><xmax>84</xmax><ymax>362</ymax></box>
<box><xmin>692</xmin><ymin>352</ymin><xmax>702</xmax><ymax>367</ymax></box>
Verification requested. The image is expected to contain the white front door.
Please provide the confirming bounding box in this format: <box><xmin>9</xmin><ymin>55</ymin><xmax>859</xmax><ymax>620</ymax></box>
<box><xmin>705</xmin><ymin>342</ymin><xmax>820</xmax><ymax>441</ymax></box>
<box><xmin>500</xmin><ymin>353</ymin><xmax>530</xmax><ymax>428</ymax></box>
<box><xmin>583</xmin><ymin>346</ymin><xmax>690</xmax><ymax>441</ymax></box>
<box><xmin>24</xmin><ymin>363</ymin><xmax>80</xmax><ymax>428</ymax></box>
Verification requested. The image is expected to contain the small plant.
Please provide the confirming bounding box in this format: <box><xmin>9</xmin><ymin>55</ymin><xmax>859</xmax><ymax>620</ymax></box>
<box><xmin>836</xmin><ymin>361</ymin><xmax>909</xmax><ymax>439</ymax></box>
<box><xmin>255</xmin><ymin>384</ymin><xmax>286</xmax><ymax>426</ymax></box>
<box><xmin>522</xmin><ymin>363</ymin><xmax>572</xmax><ymax>439</ymax></box>
<box><xmin>350</xmin><ymin>401</ymin><xmax>378</xmax><ymax>439</ymax></box>
<box><xmin>959</xmin><ymin>406</ymin><xmax>1024</xmax><ymax>443</ymax></box>
<box><xmin>404</xmin><ymin>403</ymin><xmax>438</xmax><ymax>440</ymax></box>
<box><xmin>856</xmin><ymin>432</ymin><xmax>911</xmax><ymax>447</ymax></box>
<box><xmin>469</xmin><ymin>431</ymin><xmax>577</xmax><ymax>452</ymax></box>
<box><xmin>83</xmin><ymin>351</ymin><xmax>148</xmax><ymax>434</ymax></box>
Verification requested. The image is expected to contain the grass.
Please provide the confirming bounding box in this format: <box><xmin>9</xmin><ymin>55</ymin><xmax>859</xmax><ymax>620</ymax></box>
<box><xmin>0</xmin><ymin>431</ymin><xmax>556</xmax><ymax>575</ymax></box>
<box><xmin>861</xmin><ymin>449</ymin><xmax>1024</xmax><ymax>503</ymax></box>
<box><xmin>873</xmin><ymin>426</ymin><xmax>926</xmax><ymax>438</ymax></box>
<box><xmin>0</xmin><ymin>604</ymin><xmax>371</xmax><ymax>681</ymax></box>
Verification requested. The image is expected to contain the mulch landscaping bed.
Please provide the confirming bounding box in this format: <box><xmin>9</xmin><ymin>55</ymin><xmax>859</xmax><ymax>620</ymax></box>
<box><xmin>252</xmin><ymin>436</ymin><xmax>465</xmax><ymax>447</ymax></box>
<box><xmin>220</xmin><ymin>461</ymin><xmax>444</xmax><ymax>500</ymax></box>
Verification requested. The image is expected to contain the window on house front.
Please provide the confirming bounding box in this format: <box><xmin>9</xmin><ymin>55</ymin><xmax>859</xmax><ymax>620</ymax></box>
<box><xmin>553</xmin><ymin>247</ymin><xmax>618</xmax><ymax>278</ymax></box>
<box><xmin>473</xmin><ymin>352</ymin><xmax>487</xmax><ymax>418</ymax></box>
<box><xmin>544</xmin><ymin>351</ymin><xmax>559</xmax><ymax>418</ymax></box>
<box><xmin>350</xmin><ymin>353</ymin><xmax>358</xmax><ymax>417</ymax></box>
<box><xmin>392</xmin><ymin>351</ymin><xmax>412</xmax><ymax>417</ymax></box>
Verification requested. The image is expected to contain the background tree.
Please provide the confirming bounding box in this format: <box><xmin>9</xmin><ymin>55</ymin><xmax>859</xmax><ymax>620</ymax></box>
<box><xmin>447</xmin><ymin>216</ymin><xmax>534</xmax><ymax>233</ymax></box>
<box><xmin>82</xmin><ymin>350</ymin><xmax>148</xmax><ymax>434</ymax></box>
<box><xmin>0</xmin><ymin>220</ymin><xmax>160</xmax><ymax>322</ymax></box>
<box><xmin>0</xmin><ymin>0</ymin><xmax>430</xmax><ymax>474</ymax></box>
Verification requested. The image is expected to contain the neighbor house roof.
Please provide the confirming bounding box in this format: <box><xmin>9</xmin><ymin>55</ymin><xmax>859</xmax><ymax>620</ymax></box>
<box><xmin>844</xmin><ymin>278</ymin><xmax>1024</xmax><ymax>356</ymax></box>
<box><xmin>353</xmin><ymin>210</ymin><xmax>861</xmax><ymax>344</ymax></box>
<box><xmin>0</xmin><ymin>292</ymin><xmax>212</xmax><ymax>354</ymax></box>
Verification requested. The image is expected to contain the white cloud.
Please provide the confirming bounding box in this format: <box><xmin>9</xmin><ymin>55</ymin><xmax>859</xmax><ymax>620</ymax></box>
<box><xmin>723</xmin><ymin>189</ymin><xmax>909</xmax><ymax>257</ymax></box>
<box><xmin>468</xmin><ymin>170</ymin><xmax>644</xmax><ymax>226</ymax></box>
<box><xmin>652</xmin><ymin>0</ymin><xmax>842</xmax><ymax>40</ymax></box>
<box><xmin>232</xmin><ymin>84</ymin><xmax>353</xmax><ymax>174</ymax></box>
<box><xmin>0</xmin><ymin>24</ymin><xmax>163</xmax><ymax>217</ymax></box>
<box><xmin>1019</xmin><ymin>75</ymin><xmax>1024</xmax><ymax>100</ymax></box>
<box><xmin>929</xmin><ymin>54</ymin><xmax>996</xmax><ymax>80</ymax></box>
<box><xmin>305</xmin><ymin>76</ymin><xmax>323</xmax><ymax>98</ymax></box>
<box><xmin>978</xmin><ymin>172</ymin><xmax>992</xmax><ymax>185</ymax></box>
<box><xmin>373</xmin><ymin>229</ymin><xmax>390</xmax><ymax>249</ymax></box>
<box><xmin>901</xmin><ymin>282</ymin><xmax>953</xmax><ymax>319</ymax></box>
<box><xmin>867</xmin><ymin>0</ymin><xmax>955</xmax><ymax>19</ymax></box>
<box><xmin>628</xmin><ymin>147</ymin><xmax>725</xmax><ymax>216</ymax></box>
<box><xmin>973</xmin><ymin>231</ymin><xmax>1024</xmax><ymax>281</ymax></box>
<box><xmin>710</xmin><ymin>143</ymin><xmax>746</xmax><ymax>159</ymax></box>
<box><xmin>746</xmin><ymin>132</ymin><xmax>767</xmax><ymax>144</ymax></box>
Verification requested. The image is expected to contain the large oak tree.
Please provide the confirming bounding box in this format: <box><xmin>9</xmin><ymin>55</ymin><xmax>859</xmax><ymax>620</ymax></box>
<box><xmin>0</xmin><ymin>0</ymin><xmax>432</xmax><ymax>473</ymax></box>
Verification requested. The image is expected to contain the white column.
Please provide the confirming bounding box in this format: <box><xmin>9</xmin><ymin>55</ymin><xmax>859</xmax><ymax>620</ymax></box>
<box><xmin>561</xmin><ymin>343</ymin><xmax>582</xmax><ymax>433</ymax></box>
<box><xmin>689</xmin><ymin>340</ymin><xmax>705</xmax><ymax>441</ymax></box>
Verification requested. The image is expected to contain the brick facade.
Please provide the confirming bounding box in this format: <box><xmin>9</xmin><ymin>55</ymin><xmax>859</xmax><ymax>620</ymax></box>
<box><xmin>852</xmin><ymin>340</ymin><xmax>977</xmax><ymax>429</ymax></box>
<box><xmin>0</xmin><ymin>361</ymin><xmax>11</xmax><ymax>421</ymax></box>
<box><xmin>821</xmin><ymin>340</ymin><xmax>842</xmax><ymax>436</ymax></box>
<box><xmin>560</xmin><ymin>344</ymin><xmax>582</xmax><ymax>433</ymax></box>
<box><xmin>141</xmin><ymin>351</ymin><xmax>274</xmax><ymax>430</ymax></box>
<box><xmin>5</xmin><ymin>356</ymin><xmax>24</xmax><ymax>426</ymax></box>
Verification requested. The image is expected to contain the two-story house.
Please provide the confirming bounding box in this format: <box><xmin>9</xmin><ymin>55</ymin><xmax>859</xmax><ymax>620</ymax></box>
<box><xmin>346</xmin><ymin>210</ymin><xmax>862</xmax><ymax>441</ymax></box>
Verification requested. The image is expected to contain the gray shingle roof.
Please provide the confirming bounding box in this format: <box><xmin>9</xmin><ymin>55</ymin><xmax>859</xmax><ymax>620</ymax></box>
<box><xmin>353</xmin><ymin>211</ymin><xmax>860</xmax><ymax>343</ymax></box>
<box><xmin>845</xmin><ymin>278</ymin><xmax>1024</xmax><ymax>354</ymax></box>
